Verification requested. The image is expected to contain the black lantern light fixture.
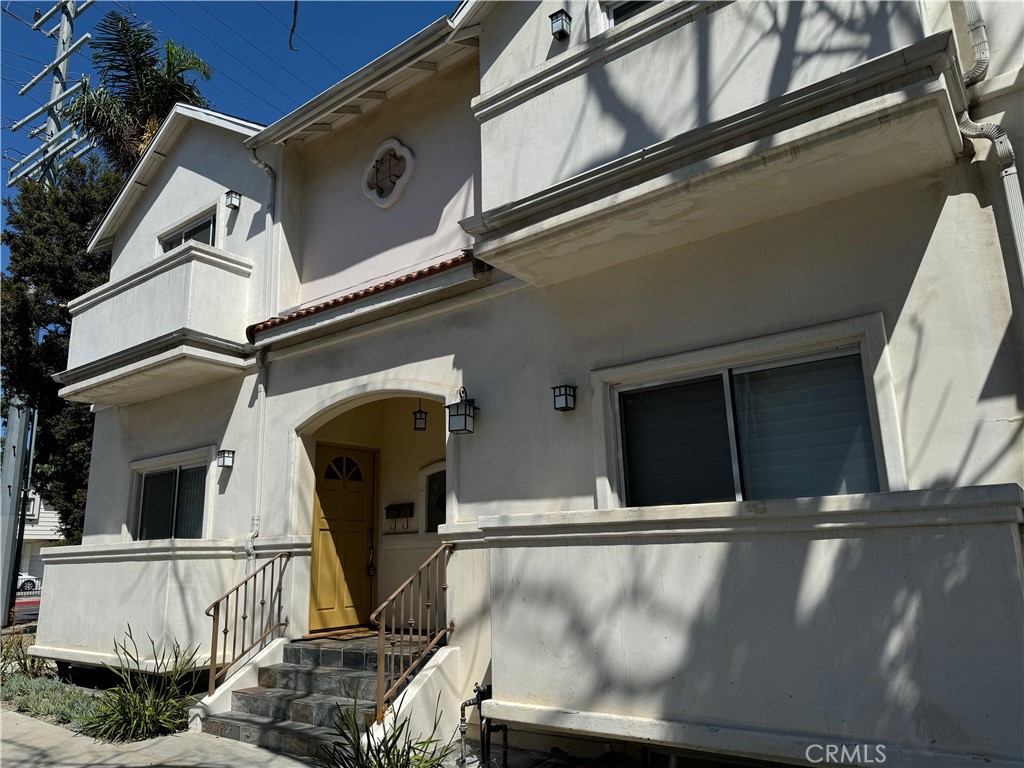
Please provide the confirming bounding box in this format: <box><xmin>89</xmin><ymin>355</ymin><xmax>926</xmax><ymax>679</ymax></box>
<box><xmin>413</xmin><ymin>399</ymin><xmax>428</xmax><ymax>432</ymax></box>
<box><xmin>552</xmin><ymin>384</ymin><xmax>577</xmax><ymax>412</ymax></box>
<box><xmin>217</xmin><ymin>449</ymin><xmax>235</xmax><ymax>468</ymax></box>
<box><xmin>446</xmin><ymin>387</ymin><xmax>478</xmax><ymax>434</ymax></box>
<box><xmin>225</xmin><ymin>190</ymin><xmax>241</xmax><ymax>210</ymax></box>
<box><xmin>549</xmin><ymin>9</ymin><xmax>572</xmax><ymax>40</ymax></box>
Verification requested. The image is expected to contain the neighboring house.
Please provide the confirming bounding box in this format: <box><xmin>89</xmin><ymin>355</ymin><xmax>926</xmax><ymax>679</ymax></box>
<box><xmin>34</xmin><ymin>2</ymin><xmax>1024</xmax><ymax>767</ymax></box>
<box><xmin>19</xmin><ymin>491</ymin><xmax>61</xmax><ymax>580</ymax></box>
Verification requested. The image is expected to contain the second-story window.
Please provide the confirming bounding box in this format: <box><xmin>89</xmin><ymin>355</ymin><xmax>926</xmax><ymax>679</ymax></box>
<box><xmin>160</xmin><ymin>214</ymin><xmax>215</xmax><ymax>253</ymax></box>
<box><xmin>608</xmin><ymin>1</ymin><xmax>659</xmax><ymax>25</ymax></box>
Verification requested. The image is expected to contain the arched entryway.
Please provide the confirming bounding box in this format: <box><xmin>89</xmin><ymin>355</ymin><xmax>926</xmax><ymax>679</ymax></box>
<box><xmin>306</xmin><ymin>396</ymin><xmax>446</xmax><ymax>632</ymax></box>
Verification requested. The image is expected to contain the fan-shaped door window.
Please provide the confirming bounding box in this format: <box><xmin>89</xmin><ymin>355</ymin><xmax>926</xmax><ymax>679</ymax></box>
<box><xmin>324</xmin><ymin>456</ymin><xmax>363</xmax><ymax>483</ymax></box>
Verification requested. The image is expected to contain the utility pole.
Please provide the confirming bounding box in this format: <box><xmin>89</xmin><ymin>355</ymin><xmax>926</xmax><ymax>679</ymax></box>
<box><xmin>1</xmin><ymin>400</ymin><xmax>33</xmax><ymax>628</ymax></box>
<box><xmin>7</xmin><ymin>0</ymin><xmax>94</xmax><ymax>186</ymax></box>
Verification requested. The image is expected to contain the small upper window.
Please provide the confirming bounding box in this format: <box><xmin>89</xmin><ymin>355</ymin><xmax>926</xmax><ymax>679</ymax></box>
<box><xmin>608</xmin><ymin>1</ymin><xmax>659</xmax><ymax>25</ymax></box>
<box><xmin>160</xmin><ymin>214</ymin><xmax>215</xmax><ymax>253</ymax></box>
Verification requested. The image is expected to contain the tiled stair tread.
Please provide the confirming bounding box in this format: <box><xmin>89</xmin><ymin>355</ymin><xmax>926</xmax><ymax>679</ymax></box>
<box><xmin>203</xmin><ymin>710</ymin><xmax>340</xmax><ymax>753</ymax></box>
<box><xmin>233</xmin><ymin>686</ymin><xmax>373</xmax><ymax>728</ymax></box>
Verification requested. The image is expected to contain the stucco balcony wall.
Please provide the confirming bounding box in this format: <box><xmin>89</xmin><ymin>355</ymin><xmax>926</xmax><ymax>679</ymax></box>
<box><xmin>31</xmin><ymin>539</ymin><xmax>310</xmax><ymax>670</ymax></box>
<box><xmin>66</xmin><ymin>242</ymin><xmax>253</xmax><ymax>372</ymax></box>
<box><xmin>478</xmin><ymin>484</ymin><xmax>1024</xmax><ymax>768</ymax></box>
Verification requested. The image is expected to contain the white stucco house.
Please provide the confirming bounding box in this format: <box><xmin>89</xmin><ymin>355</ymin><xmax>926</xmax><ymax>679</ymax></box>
<box><xmin>34</xmin><ymin>2</ymin><xmax>1023</xmax><ymax>766</ymax></box>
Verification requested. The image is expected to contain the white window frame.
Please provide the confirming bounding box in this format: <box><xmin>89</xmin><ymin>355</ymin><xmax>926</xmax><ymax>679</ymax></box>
<box><xmin>591</xmin><ymin>314</ymin><xmax>907</xmax><ymax>510</ymax></box>
<box><xmin>155</xmin><ymin>200</ymin><xmax>221</xmax><ymax>256</ymax></box>
<box><xmin>128</xmin><ymin>446</ymin><xmax>216</xmax><ymax>540</ymax></box>
<box><xmin>417</xmin><ymin>460</ymin><xmax>447</xmax><ymax>535</ymax></box>
<box><xmin>603</xmin><ymin>0</ymin><xmax>663</xmax><ymax>29</ymax></box>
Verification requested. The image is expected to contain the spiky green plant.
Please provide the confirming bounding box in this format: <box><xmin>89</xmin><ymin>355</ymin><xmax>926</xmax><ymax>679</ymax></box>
<box><xmin>77</xmin><ymin>625</ymin><xmax>199</xmax><ymax>742</ymax></box>
<box><xmin>318</xmin><ymin>690</ymin><xmax>455</xmax><ymax>768</ymax></box>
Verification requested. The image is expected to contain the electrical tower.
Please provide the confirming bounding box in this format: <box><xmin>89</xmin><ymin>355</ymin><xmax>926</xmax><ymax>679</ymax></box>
<box><xmin>7</xmin><ymin>0</ymin><xmax>94</xmax><ymax>186</ymax></box>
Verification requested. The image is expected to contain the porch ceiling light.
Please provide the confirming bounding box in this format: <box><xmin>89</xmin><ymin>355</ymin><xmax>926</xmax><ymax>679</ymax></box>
<box><xmin>217</xmin><ymin>449</ymin><xmax>235</xmax><ymax>468</ymax></box>
<box><xmin>225</xmin><ymin>190</ymin><xmax>241</xmax><ymax>210</ymax></box>
<box><xmin>549</xmin><ymin>9</ymin><xmax>571</xmax><ymax>40</ymax></box>
<box><xmin>446</xmin><ymin>387</ymin><xmax>477</xmax><ymax>435</ymax></box>
<box><xmin>552</xmin><ymin>384</ymin><xmax>577</xmax><ymax>412</ymax></box>
<box><xmin>413</xmin><ymin>399</ymin><xmax>428</xmax><ymax>432</ymax></box>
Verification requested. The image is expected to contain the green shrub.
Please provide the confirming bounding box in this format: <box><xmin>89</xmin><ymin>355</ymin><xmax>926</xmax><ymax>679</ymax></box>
<box><xmin>318</xmin><ymin>691</ymin><xmax>455</xmax><ymax>768</ymax></box>
<box><xmin>77</xmin><ymin>625</ymin><xmax>199</xmax><ymax>742</ymax></box>
<box><xmin>0</xmin><ymin>672</ymin><xmax>98</xmax><ymax>725</ymax></box>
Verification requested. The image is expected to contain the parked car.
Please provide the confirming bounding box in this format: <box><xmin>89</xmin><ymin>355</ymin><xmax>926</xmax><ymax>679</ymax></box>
<box><xmin>16</xmin><ymin>573</ymin><xmax>39</xmax><ymax>591</ymax></box>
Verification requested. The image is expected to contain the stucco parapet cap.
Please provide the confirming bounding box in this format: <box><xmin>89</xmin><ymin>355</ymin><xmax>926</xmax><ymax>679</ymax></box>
<box><xmin>40</xmin><ymin>538</ymin><xmax>249</xmax><ymax>563</ymax></box>
<box><xmin>463</xmin><ymin>30</ymin><xmax>967</xmax><ymax>241</ymax></box>
<box><xmin>476</xmin><ymin>484</ymin><xmax>1024</xmax><ymax>538</ymax></box>
<box><xmin>247</xmin><ymin>250</ymin><xmax>476</xmax><ymax>343</ymax></box>
<box><xmin>70</xmin><ymin>242</ymin><xmax>253</xmax><ymax>315</ymax></box>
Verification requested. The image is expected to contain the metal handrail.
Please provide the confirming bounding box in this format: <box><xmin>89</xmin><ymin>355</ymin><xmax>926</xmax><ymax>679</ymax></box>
<box><xmin>204</xmin><ymin>552</ymin><xmax>291</xmax><ymax>695</ymax></box>
<box><xmin>369</xmin><ymin>543</ymin><xmax>454</xmax><ymax>718</ymax></box>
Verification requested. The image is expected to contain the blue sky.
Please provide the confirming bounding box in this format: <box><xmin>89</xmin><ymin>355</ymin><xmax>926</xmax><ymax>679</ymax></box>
<box><xmin>1</xmin><ymin>0</ymin><xmax>456</xmax><ymax>269</ymax></box>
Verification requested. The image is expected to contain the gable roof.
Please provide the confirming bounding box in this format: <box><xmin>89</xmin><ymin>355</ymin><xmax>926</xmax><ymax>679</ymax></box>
<box><xmin>246</xmin><ymin>16</ymin><xmax>478</xmax><ymax>149</ymax></box>
<box><xmin>88</xmin><ymin>104</ymin><xmax>264</xmax><ymax>253</ymax></box>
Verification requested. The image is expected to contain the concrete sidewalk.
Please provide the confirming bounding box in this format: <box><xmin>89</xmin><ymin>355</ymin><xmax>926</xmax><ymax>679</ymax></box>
<box><xmin>1</xmin><ymin>709</ymin><xmax>315</xmax><ymax>767</ymax></box>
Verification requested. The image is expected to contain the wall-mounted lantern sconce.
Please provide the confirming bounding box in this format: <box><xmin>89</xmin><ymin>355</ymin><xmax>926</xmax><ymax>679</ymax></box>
<box><xmin>446</xmin><ymin>387</ymin><xmax>478</xmax><ymax>434</ymax></box>
<box><xmin>217</xmin><ymin>449</ymin><xmax>235</xmax><ymax>468</ymax></box>
<box><xmin>552</xmin><ymin>385</ymin><xmax>577</xmax><ymax>412</ymax></box>
<box><xmin>413</xmin><ymin>399</ymin><xmax>428</xmax><ymax>432</ymax></box>
<box><xmin>225</xmin><ymin>190</ymin><xmax>241</xmax><ymax>210</ymax></box>
<box><xmin>549</xmin><ymin>9</ymin><xmax>572</xmax><ymax>40</ymax></box>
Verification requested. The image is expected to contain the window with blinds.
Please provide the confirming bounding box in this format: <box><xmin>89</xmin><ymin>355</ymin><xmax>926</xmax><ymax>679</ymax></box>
<box><xmin>136</xmin><ymin>464</ymin><xmax>207</xmax><ymax>540</ymax></box>
<box><xmin>620</xmin><ymin>353</ymin><xmax>879</xmax><ymax>505</ymax></box>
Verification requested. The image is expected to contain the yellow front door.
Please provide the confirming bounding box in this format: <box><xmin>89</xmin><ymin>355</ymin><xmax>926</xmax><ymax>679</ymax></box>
<box><xmin>309</xmin><ymin>445</ymin><xmax>376</xmax><ymax>631</ymax></box>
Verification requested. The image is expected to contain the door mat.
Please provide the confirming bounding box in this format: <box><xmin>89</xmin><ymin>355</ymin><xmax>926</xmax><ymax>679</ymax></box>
<box><xmin>301</xmin><ymin>627</ymin><xmax>377</xmax><ymax>641</ymax></box>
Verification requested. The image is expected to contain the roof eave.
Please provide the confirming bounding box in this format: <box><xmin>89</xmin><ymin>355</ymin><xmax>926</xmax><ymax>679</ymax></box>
<box><xmin>245</xmin><ymin>16</ymin><xmax>456</xmax><ymax>149</ymax></box>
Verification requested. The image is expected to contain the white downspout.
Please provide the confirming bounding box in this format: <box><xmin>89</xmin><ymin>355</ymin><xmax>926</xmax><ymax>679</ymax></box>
<box><xmin>246</xmin><ymin>148</ymin><xmax>277</xmax><ymax>570</ymax></box>
<box><xmin>955</xmin><ymin>2</ymin><xmax>1024</xmax><ymax>296</ymax></box>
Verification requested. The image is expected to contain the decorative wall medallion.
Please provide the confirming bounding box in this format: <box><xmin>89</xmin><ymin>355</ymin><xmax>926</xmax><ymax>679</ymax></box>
<box><xmin>363</xmin><ymin>138</ymin><xmax>415</xmax><ymax>208</ymax></box>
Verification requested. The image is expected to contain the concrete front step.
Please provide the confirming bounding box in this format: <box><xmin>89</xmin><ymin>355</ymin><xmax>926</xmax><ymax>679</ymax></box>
<box><xmin>233</xmin><ymin>685</ymin><xmax>374</xmax><ymax>729</ymax></box>
<box><xmin>203</xmin><ymin>710</ymin><xmax>338</xmax><ymax>759</ymax></box>
<box><xmin>258</xmin><ymin>663</ymin><xmax>378</xmax><ymax>698</ymax></box>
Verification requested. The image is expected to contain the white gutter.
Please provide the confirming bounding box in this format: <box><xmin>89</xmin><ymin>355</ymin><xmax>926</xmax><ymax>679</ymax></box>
<box><xmin>957</xmin><ymin>3</ymin><xmax>1024</xmax><ymax>297</ymax></box>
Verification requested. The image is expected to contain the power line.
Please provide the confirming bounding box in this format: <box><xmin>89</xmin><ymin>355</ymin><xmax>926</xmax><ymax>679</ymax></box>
<box><xmin>1</xmin><ymin>47</ymin><xmax>46</xmax><ymax>65</ymax></box>
<box><xmin>190</xmin><ymin>2</ymin><xmax>319</xmax><ymax>99</ymax></box>
<box><xmin>254</xmin><ymin>1</ymin><xmax>346</xmax><ymax>78</ymax></box>
<box><xmin>158</xmin><ymin>2</ymin><xmax>293</xmax><ymax>115</ymax></box>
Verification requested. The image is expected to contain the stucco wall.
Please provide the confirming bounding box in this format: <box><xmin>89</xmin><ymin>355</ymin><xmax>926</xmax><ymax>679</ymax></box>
<box><xmin>296</xmin><ymin>56</ymin><xmax>479</xmax><ymax>307</ymax></box>
<box><xmin>476</xmin><ymin>0</ymin><xmax>927</xmax><ymax>208</ymax></box>
<box><xmin>82</xmin><ymin>374</ymin><xmax>258</xmax><ymax>545</ymax></box>
<box><xmin>108</xmin><ymin>121</ymin><xmax>276</xmax><ymax>329</ymax></box>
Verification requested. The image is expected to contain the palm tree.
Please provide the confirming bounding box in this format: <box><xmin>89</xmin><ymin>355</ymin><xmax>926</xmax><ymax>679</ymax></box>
<box><xmin>70</xmin><ymin>11</ymin><xmax>212</xmax><ymax>176</ymax></box>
